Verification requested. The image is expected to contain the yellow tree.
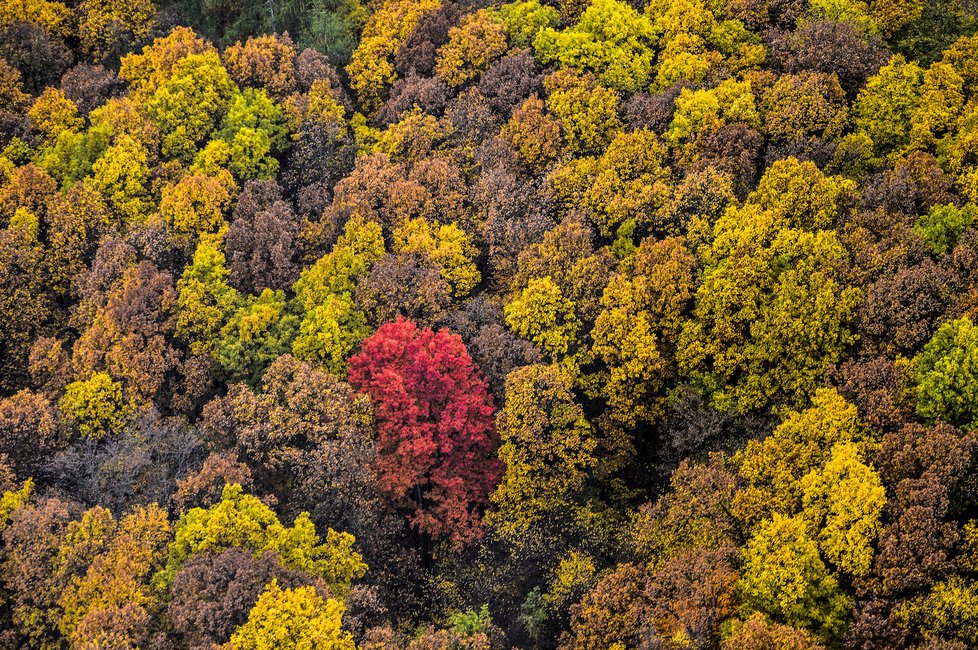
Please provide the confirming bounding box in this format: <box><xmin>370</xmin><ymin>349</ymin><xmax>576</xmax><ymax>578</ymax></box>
<box><xmin>230</xmin><ymin>581</ymin><xmax>355</xmax><ymax>650</ymax></box>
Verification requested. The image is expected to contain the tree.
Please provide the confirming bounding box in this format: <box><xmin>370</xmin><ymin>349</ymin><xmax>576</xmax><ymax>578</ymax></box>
<box><xmin>225</xmin><ymin>180</ymin><xmax>303</xmax><ymax>293</ymax></box>
<box><xmin>393</xmin><ymin>217</ymin><xmax>481</xmax><ymax>298</ymax></box>
<box><xmin>169</xmin><ymin>549</ymin><xmax>333</xmax><ymax>649</ymax></box>
<box><xmin>544</xmin><ymin>69</ymin><xmax>621</xmax><ymax>156</ymax></box>
<box><xmin>215</xmin><ymin>289</ymin><xmax>300</xmax><ymax>384</ymax></box>
<box><xmin>0</xmin><ymin>390</ymin><xmax>58</xmax><ymax>477</ymax></box>
<box><xmin>487</xmin><ymin>364</ymin><xmax>598</xmax><ymax>549</ymax></box>
<box><xmin>734</xmin><ymin>388</ymin><xmax>867</xmax><ymax>529</ymax></box>
<box><xmin>534</xmin><ymin>0</ymin><xmax>657</xmax><ymax>92</ymax></box>
<box><xmin>562</xmin><ymin>562</ymin><xmax>649</xmax><ymax>650</ymax></box>
<box><xmin>292</xmin><ymin>216</ymin><xmax>385</xmax><ymax>374</ymax></box>
<box><xmin>143</xmin><ymin>51</ymin><xmax>236</xmax><ymax>162</ymax></box>
<box><xmin>201</xmin><ymin>353</ymin><xmax>373</xmax><ymax>507</ymax></box>
<box><xmin>72</xmin><ymin>261</ymin><xmax>183</xmax><ymax>409</ymax></box>
<box><xmin>223</xmin><ymin>34</ymin><xmax>299</xmax><ymax>99</ymax></box>
<box><xmin>853</xmin><ymin>54</ymin><xmax>923</xmax><ymax>157</ymax></box>
<box><xmin>59</xmin><ymin>372</ymin><xmax>131</xmax><ymax>440</ymax></box>
<box><xmin>678</xmin><ymin>171</ymin><xmax>861</xmax><ymax>412</ymax></box>
<box><xmin>738</xmin><ymin>513</ymin><xmax>852</xmax><ymax>643</ymax></box>
<box><xmin>501</xmin><ymin>95</ymin><xmax>563</xmax><ymax>172</ymax></box>
<box><xmin>159</xmin><ymin>483</ymin><xmax>366</xmax><ymax>595</ymax></box>
<box><xmin>58</xmin><ymin>504</ymin><xmax>172</xmax><ymax>647</ymax></box>
<box><xmin>590</xmin><ymin>237</ymin><xmax>695</xmax><ymax>427</ymax></box>
<box><xmin>505</xmin><ymin>277</ymin><xmax>579</xmax><ymax>364</ymax></box>
<box><xmin>581</xmin><ymin>129</ymin><xmax>672</xmax><ymax>238</ymax></box>
<box><xmin>799</xmin><ymin>442</ymin><xmax>885</xmax><ymax>578</ymax></box>
<box><xmin>435</xmin><ymin>9</ymin><xmax>507</xmax><ymax>88</ymax></box>
<box><xmin>347</xmin><ymin>318</ymin><xmax>501</xmax><ymax>547</ymax></box>
<box><xmin>77</xmin><ymin>0</ymin><xmax>156</xmax><ymax>63</ymax></box>
<box><xmin>722</xmin><ymin>613</ymin><xmax>826</xmax><ymax>650</ymax></box>
<box><xmin>478</xmin><ymin>48</ymin><xmax>543</xmax><ymax>115</ymax></box>
<box><xmin>1</xmin><ymin>496</ymin><xmax>77</xmax><ymax>647</ymax></box>
<box><xmin>760</xmin><ymin>72</ymin><xmax>849</xmax><ymax>145</ymax></box>
<box><xmin>89</xmin><ymin>134</ymin><xmax>154</xmax><ymax>223</ymax></box>
<box><xmin>911</xmin><ymin>318</ymin><xmax>978</xmax><ymax>427</ymax></box>
<box><xmin>354</xmin><ymin>252</ymin><xmax>452</xmax><ymax>326</ymax></box>
<box><xmin>158</xmin><ymin>171</ymin><xmax>233</xmax><ymax>241</ymax></box>
<box><xmin>28</xmin><ymin>88</ymin><xmax>81</xmax><ymax>143</ymax></box>
<box><xmin>916</xmin><ymin>203</ymin><xmax>976</xmax><ymax>255</ymax></box>
<box><xmin>230</xmin><ymin>581</ymin><xmax>355</xmax><ymax>650</ymax></box>
<box><xmin>346</xmin><ymin>0</ymin><xmax>442</xmax><ymax>113</ymax></box>
<box><xmin>176</xmin><ymin>237</ymin><xmax>242</xmax><ymax>357</ymax></box>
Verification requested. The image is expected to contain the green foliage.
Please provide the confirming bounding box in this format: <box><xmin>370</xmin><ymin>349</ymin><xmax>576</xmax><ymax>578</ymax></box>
<box><xmin>216</xmin><ymin>289</ymin><xmax>301</xmax><ymax>385</ymax></box>
<box><xmin>176</xmin><ymin>237</ymin><xmax>242</xmax><ymax>356</ymax></box>
<box><xmin>291</xmin><ymin>216</ymin><xmax>384</xmax><ymax>373</ymax></box>
<box><xmin>911</xmin><ymin>317</ymin><xmax>978</xmax><ymax>427</ymax></box>
<box><xmin>734</xmin><ymin>388</ymin><xmax>867</xmax><ymax>527</ymax></box>
<box><xmin>487</xmin><ymin>364</ymin><xmax>598</xmax><ymax>546</ymax></box>
<box><xmin>497</xmin><ymin>0</ymin><xmax>558</xmax><ymax>48</ymax></box>
<box><xmin>915</xmin><ymin>202</ymin><xmax>977</xmax><ymax>255</ymax></box>
<box><xmin>0</xmin><ymin>480</ymin><xmax>32</xmax><ymax>533</ymax></box>
<box><xmin>144</xmin><ymin>51</ymin><xmax>237</xmax><ymax>162</ymax></box>
<box><xmin>678</xmin><ymin>200</ymin><xmax>861</xmax><ymax>412</ymax></box>
<box><xmin>291</xmin><ymin>292</ymin><xmax>370</xmax><ymax>374</ymax></box>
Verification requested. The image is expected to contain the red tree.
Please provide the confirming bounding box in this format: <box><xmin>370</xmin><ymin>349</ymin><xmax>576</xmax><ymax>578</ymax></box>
<box><xmin>348</xmin><ymin>318</ymin><xmax>501</xmax><ymax>547</ymax></box>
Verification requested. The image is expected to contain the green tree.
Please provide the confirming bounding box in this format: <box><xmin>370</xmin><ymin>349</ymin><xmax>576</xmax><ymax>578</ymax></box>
<box><xmin>911</xmin><ymin>317</ymin><xmax>978</xmax><ymax>427</ymax></box>
<box><xmin>291</xmin><ymin>216</ymin><xmax>385</xmax><ymax>373</ymax></box>
<box><xmin>505</xmin><ymin>276</ymin><xmax>579</xmax><ymax>364</ymax></box>
<box><xmin>176</xmin><ymin>237</ymin><xmax>242</xmax><ymax>357</ymax></box>
<box><xmin>89</xmin><ymin>135</ymin><xmax>154</xmax><ymax>223</ymax></box>
<box><xmin>143</xmin><ymin>51</ymin><xmax>236</xmax><ymax>162</ymax></box>
<box><xmin>734</xmin><ymin>389</ymin><xmax>867</xmax><ymax>529</ymax></box>
<box><xmin>590</xmin><ymin>237</ymin><xmax>695</xmax><ymax>427</ymax></box>
<box><xmin>215</xmin><ymin>289</ymin><xmax>300</xmax><ymax>385</ymax></box>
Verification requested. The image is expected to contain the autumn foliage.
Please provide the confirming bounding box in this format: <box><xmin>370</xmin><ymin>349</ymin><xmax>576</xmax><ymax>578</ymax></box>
<box><xmin>348</xmin><ymin>318</ymin><xmax>500</xmax><ymax>547</ymax></box>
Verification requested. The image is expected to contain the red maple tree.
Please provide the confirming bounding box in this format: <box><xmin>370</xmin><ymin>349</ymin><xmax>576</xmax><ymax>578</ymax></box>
<box><xmin>348</xmin><ymin>318</ymin><xmax>502</xmax><ymax>546</ymax></box>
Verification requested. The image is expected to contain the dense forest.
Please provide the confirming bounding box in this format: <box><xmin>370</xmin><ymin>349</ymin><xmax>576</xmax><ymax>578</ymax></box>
<box><xmin>1</xmin><ymin>0</ymin><xmax>978</xmax><ymax>646</ymax></box>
